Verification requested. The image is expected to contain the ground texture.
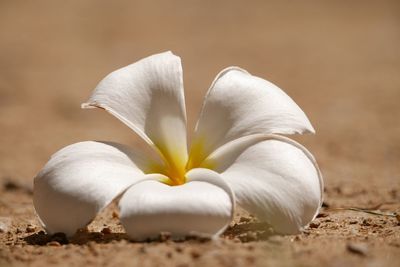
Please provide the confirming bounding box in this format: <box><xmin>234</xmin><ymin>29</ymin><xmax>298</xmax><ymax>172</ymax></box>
<box><xmin>0</xmin><ymin>1</ymin><xmax>399</xmax><ymax>266</ymax></box>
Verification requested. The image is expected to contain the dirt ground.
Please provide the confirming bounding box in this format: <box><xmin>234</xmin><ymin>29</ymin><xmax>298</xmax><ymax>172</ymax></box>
<box><xmin>1</xmin><ymin>0</ymin><xmax>400</xmax><ymax>266</ymax></box>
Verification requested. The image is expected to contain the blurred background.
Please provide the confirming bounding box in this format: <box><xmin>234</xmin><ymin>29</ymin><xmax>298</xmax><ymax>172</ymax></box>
<box><xmin>0</xmin><ymin>0</ymin><xmax>399</xmax><ymax>207</ymax></box>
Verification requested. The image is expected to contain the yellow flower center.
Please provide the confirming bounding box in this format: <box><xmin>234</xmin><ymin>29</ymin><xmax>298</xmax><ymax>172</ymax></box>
<box><xmin>147</xmin><ymin>139</ymin><xmax>212</xmax><ymax>186</ymax></box>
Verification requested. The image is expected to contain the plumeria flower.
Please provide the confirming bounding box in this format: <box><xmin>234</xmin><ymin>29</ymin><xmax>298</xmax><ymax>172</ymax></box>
<box><xmin>33</xmin><ymin>51</ymin><xmax>323</xmax><ymax>241</ymax></box>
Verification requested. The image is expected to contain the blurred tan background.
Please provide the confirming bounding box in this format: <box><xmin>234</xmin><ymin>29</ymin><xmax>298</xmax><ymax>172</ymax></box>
<box><xmin>1</xmin><ymin>0</ymin><xmax>399</xmax><ymax>204</ymax></box>
<box><xmin>1</xmin><ymin>1</ymin><xmax>400</xmax><ymax>266</ymax></box>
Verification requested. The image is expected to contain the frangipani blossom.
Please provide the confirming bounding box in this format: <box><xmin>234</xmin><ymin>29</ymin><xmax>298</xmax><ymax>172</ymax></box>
<box><xmin>33</xmin><ymin>51</ymin><xmax>323</xmax><ymax>241</ymax></box>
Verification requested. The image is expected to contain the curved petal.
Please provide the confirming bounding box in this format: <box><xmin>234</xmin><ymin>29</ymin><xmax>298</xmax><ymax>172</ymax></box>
<box><xmin>82</xmin><ymin>51</ymin><xmax>188</xmax><ymax>177</ymax></box>
<box><xmin>33</xmin><ymin>141</ymin><xmax>151</xmax><ymax>236</ymax></box>
<box><xmin>119</xmin><ymin>169</ymin><xmax>234</xmax><ymax>241</ymax></box>
<box><xmin>189</xmin><ymin>67</ymin><xmax>314</xmax><ymax>168</ymax></box>
<box><xmin>203</xmin><ymin>134</ymin><xmax>323</xmax><ymax>234</ymax></box>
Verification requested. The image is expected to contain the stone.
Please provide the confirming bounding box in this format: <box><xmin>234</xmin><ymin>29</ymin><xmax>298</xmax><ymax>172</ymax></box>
<box><xmin>346</xmin><ymin>242</ymin><xmax>368</xmax><ymax>256</ymax></box>
<box><xmin>0</xmin><ymin>217</ymin><xmax>11</xmax><ymax>233</ymax></box>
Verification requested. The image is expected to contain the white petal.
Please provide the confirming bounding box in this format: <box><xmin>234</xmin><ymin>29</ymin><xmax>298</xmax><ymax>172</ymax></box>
<box><xmin>189</xmin><ymin>67</ymin><xmax>314</xmax><ymax>168</ymax></box>
<box><xmin>204</xmin><ymin>134</ymin><xmax>323</xmax><ymax>234</ymax></box>
<box><xmin>33</xmin><ymin>141</ymin><xmax>150</xmax><ymax>236</ymax></box>
<box><xmin>119</xmin><ymin>169</ymin><xmax>234</xmax><ymax>241</ymax></box>
<box><xmin>82</xmin><ymin>51</ymin><xmax>188</xmax><ymax>171</ymax></box>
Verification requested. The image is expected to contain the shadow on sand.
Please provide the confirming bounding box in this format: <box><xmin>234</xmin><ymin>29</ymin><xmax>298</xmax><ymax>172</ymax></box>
<box><xmin>24</xmin><ymin>219</ymin><xmax>276</xmax><ymax>246</ymax></box>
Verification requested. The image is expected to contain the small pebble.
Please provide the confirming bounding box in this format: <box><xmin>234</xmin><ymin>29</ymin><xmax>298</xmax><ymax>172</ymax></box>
<box><xmin>301</xmin><ymin>230</ymin><xmax>310</xmax><ymax>236</ymax></box>
<box><xmin>3</xmin><ymin>180</ymin><xmax>32</xmax><ymax>194</ymax></box>
<box><xmin>347</xmin><ymin>242</ymin><xmax>368</xmax><ymax>256</ymax></box>
<box><xmin>246</xmin><ymin>256</ymin><xmax>255</xmax><ymax>264</ymax></box>
<box><xmin>316</xmin><ymin>213</ymin><xmax>329</xmax><ymax>218</ymax></box>
<box><xmin>362</xmin><ymin>219</ymin><xmax>371</xmax><ymax>226</ymax></box>
<box><xmin>240</xmin><ymin>232</ymin><xmax>257</xmax><ymax>242</ymax></box>
<box><xmin>190</xmin><ymin>250</ymin><xmax>201</xmax><ymax>259</ymax></box>
<box><xmin>349</xmin><ymin>220</ymin><xmax>358</xmax><ymax>224</ymax></box>
<box><xmin>3</xmin><ymin>181</ymin><xmax>19</xmax><ymax>191</ymax></box>
<box><xmin>239</xmin><ymin>217</ymin><xmax>251</xmax><ymax>223</ymax></box>
<box><xmin>26</xmin><ymin>225</ymin><xmax>36</xmax><ymax>233</ymax></box>
<box><xmin>159</xmin><ymin>232</ymin><xmax>171</xmax><ymax>241</ymax></box>
<box><xmin>47</xmin><ymin>241</ymin><xmax>61</xmax><ymax>247</ymax></box>
<box><xmin>0</xmin><ymin>217</ymin><xmax>11</xmax><ymax>233</ymax></box>
<box><xmin>101</xmin><ymin>227</ymin><xmax>112</xmax><ymax>234</ymax></box>
<box><xmin>309</xmin><ymin>222</ymin><xmax>320</xmax><ymax>229</ymax></box>
<box><xmin>51</xmin><ymin>232</ymin><xmax>69</xmax><ymax>245</ymax></box>
<box><xmin>350</xmin><ymin>229</ymin><xmax>358</xmax><ymax>235</ymax></box>
<box><xmin>292</xmin><ymin>236</ymin><xmax>301</xmax><ymax>242</ymax></box>
<box><xmin>112</xmin><ymin>211</ymin><xmax>119</xmax><ymax>219</ymax></box>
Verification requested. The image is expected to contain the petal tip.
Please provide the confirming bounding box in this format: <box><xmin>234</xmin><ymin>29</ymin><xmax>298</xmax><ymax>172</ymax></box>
<box><xmin>298</xmin><ymin>117</ymin><xmax>316</xmax><ymax>135</ymax></box>
<box><xmin>305</xmin><ymin>125</ymin><xmax>316</xmax><ymax>134</ymax></box>
<box><xmin>81</xmin><ymin>102</ymin><xmax>91</xmax><ymax>109</ymax></box>
<box><xmin>215</xmin><ymin>66</ymin><xmax>250</xmax><ymax>80</ymax></box>
<box><xmin>81</xmin><ymin>102</ymin><xmax>105</xmax><ymax>111</ymax></box>
<box><xmin>159</xmin><ymin>50</ymin><xmax>181</xmax><ymax>61</ymax></box>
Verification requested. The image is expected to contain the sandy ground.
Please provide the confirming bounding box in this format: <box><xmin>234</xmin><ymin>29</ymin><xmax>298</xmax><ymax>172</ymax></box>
<box><xmin>1</xmin><ymin>0</ymin><xmax>400</xmax><ymax>266</ymax></box>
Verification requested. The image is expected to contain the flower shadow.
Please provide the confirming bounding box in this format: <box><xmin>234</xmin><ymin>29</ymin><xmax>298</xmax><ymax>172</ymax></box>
<box><xmin>23</xmin><ymin>231</ymin><xmax>130</xmax><ymax>246</ymax></box>
<box><xmin>24</xmin><ymin>219</ymin><xmax>276</xmax><ymax>245</ymax></box>
<box><xmin>23</xmin><ymin>230</ymin><xmax>214</xmax><ymax>246</ymax></box>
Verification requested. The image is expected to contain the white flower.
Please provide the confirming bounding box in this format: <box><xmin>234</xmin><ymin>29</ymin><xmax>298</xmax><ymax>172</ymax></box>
<box><xmin>33</xmin><ymin>51</ymin><xmax>323</xmax><ymax>241</ymax></box>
